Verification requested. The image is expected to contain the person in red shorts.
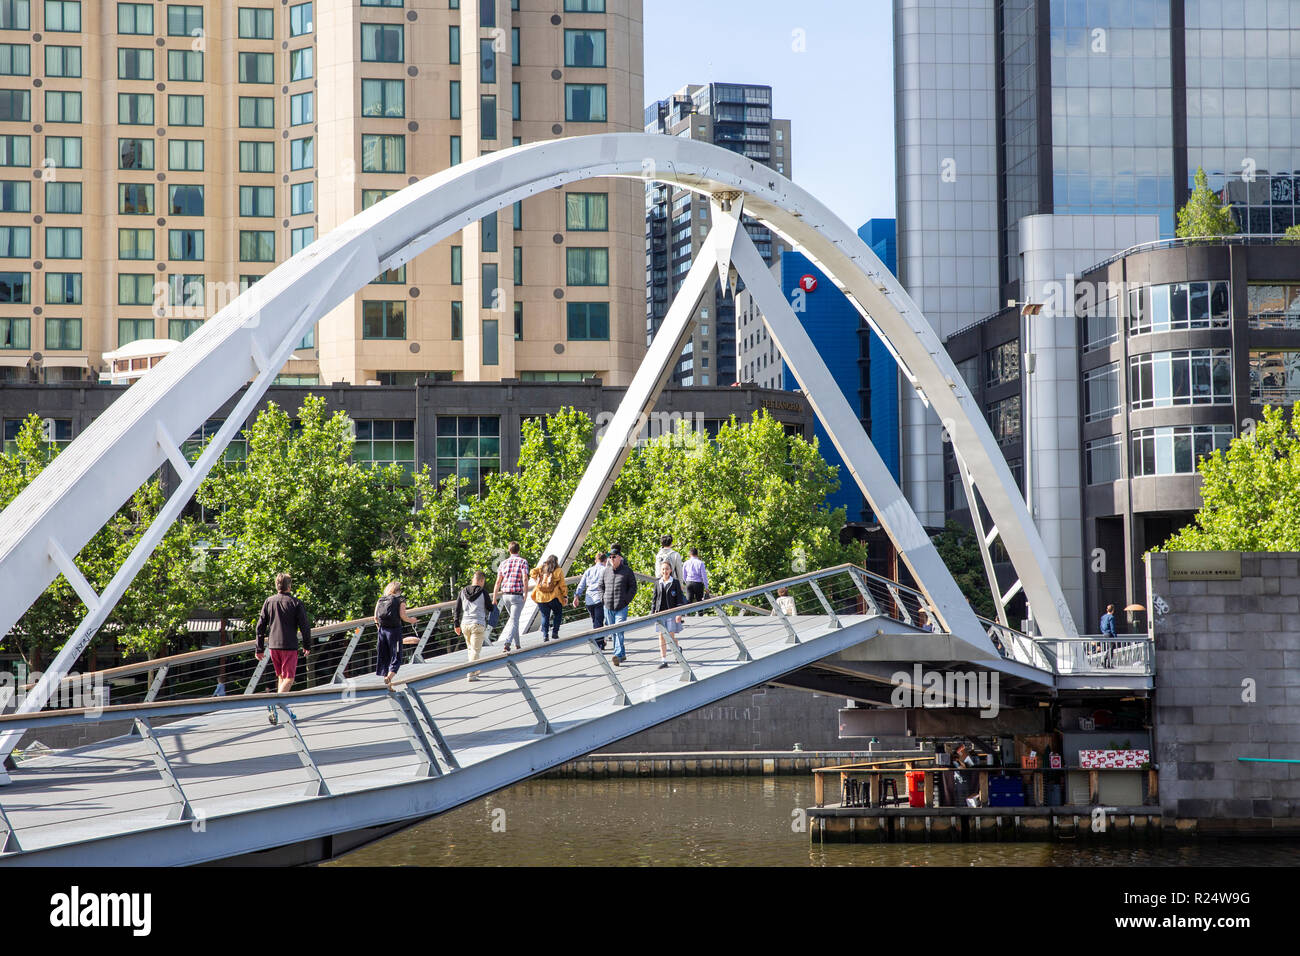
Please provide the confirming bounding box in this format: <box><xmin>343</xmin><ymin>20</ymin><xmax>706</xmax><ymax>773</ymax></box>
<box><xmin>256</xmin><ymin>572</ymin><xmax>311</xmax><ymax>725</ymax></box>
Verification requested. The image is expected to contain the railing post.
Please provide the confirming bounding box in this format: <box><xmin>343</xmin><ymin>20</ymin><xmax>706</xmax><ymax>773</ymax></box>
<box><xmin>846</xmin><ymin>566</ymin><xmax>880</xmax><ymax>616</ymax></box>
<box><xmin>134</xmin><ymin>718</ymin><xmax>193</xmax><ymax>821</ymax></box>
<box><xmin>505</xmin><ymin>660</ymin><xmax>552</xmax><ymax>734</ymax></box>
<box><xmin>588</xmin><ymin>640</ymin><xmax>631</xmax><ymax>706</ymax></box>
<box><xmin>807</xmin><ymin>578</ymin><xmax>841</xmax><ymax>629</ymax></box>
<box><xmin>243</xmin><ymin>651</ymin><xmax>271</xmax><ymax>695</ymax></box>
<box><xmin>275</xmin><ymin>706</ymin><xmax>329</xmax><ymax>797</ymax></box>
<box><xmin>331</xmin><ymin>627</ymin><xmax>364</xmax><ymax>684</ymax></box>
<box><xmin>409</xmin><ymin>609</ymin><xmax>440</xmax><ymax>665</ymax></box>
<box><xmin>886</xmin><ymin>584</ymin><xmax>914</xmax><ymax>626</ymax></box>
<box><xmin>714</xmin><ymin>606</ymin><xmax>753</xmax><ymax>661</ymax></box>
<box><xmin>663</xmin><ymin>626</ymin><xmax>697</xmax><ymax>683</ymax></box>
<box><xmin>0</xmin><ymin>799</ymin><xmax>20</xmax><ymax>853</ymax></box>
<box><xmin>144</xmin><ymin>664</ymin><xmax>169</xmax><ymax>703</ymax></box>
<box><xmin>765</xmin><ymin>592</ymin><xmax>800</xmax><ymax>644</ymax></box>
<box><xmin>386</xmin><ymin>691</ymin><xmax>442</xmax><ymax>778</ymax></box>
<box><xmin>401</xmin><ymin>687</ymin><xmax>460</xmax><ymax>771</ymax></box>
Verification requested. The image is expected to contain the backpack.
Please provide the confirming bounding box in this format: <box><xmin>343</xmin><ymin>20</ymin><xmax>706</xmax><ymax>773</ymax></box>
<box><xmin>376</xmin><ymin>595</ymin><xmax>402</xmax><ymax>628</ymax></box>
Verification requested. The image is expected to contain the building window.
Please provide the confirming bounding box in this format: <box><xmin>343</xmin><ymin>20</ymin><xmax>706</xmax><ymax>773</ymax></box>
<box><xmin>169</xmin><ymin>318</ymin><xmax>202</xmax><ymax>340</ymax></box>
<box><xmin>1131</xmin><ymin>425</ymin><xmax>1234</xmax><ymax>478</ymax></box>
<box><xmin>1129</xmin><ymin>281</ymin><xmax>1231</xmax><ymax>335</ymax></box>
<box><xmin>289</xmin><ymin>2</ymin><xmax>312</xmax><ymax>36</ymax></box>
<box><xmin>450</xmin><ymin>300</ymin><xmax>462</xmax><ymax>340</ymax></box>
<box><xmin>479</xmin><ymin>37</ymin><xmax>496</xmax><ymax>84</ymax></box>
<box><xmin>361</xmin><ymin>134</ymin><xmax>404</xmax><ymax>172</ymax></box>
<box><xmin>117</xmin><ymin>92</ymin><xmax>152</xmax><ymax>124</ymax></box>
<box><xmin>117</xmin><ymin>3</ymin><xmax>152</xmax><ymax>34</ymax></box>
<box><xmin>512</xmin><ymin>81</ymin><xmax>520</xmax><ymax>120</ymax></box>
<box><xmin>118</xmin><ymin>228</ymin><xmax>153</xmax><ymax>260</ymax></box>
<box><xmin>239</xmin><ymin>96</ymin><xmax>274</xmax><ymax>128</ymax></box>
<box><xmin>565</xmin><ymin>192</ymin><xmax>607</xmax><ymax>231</ymax></box>
<box><xmin>480</xmin><ymin>212</ymin><xmax>498</xmax><ymax>253</ymax></box>
<box><xmin>513</xmin><ymin>246</ymin><xmax>522</xmax><ymax>285</ymax></box>
<box><xmin>563</xmin><ymin>0</ymin><xmax>604</xmax><ymax>10</ymax></box>
<box><xmin>0</xmin><ymin>0</ymin><xmax>28</xmax><ymax>30</ymax></box>
<box><xmin>44</xmin><ymin>271</ymin><xmax>78</xmax><ymax>304</ymax></box>
<box><xmin>166</xmin><ymin>274</ymin><xmax>202</xmax><ymax>309</ymax></box>
<box><xmin>117</xmin><ymin>137</ymin><xmax>151</xmax><ymax>170</ymax></box>
<box><xmin>513</xmin><ymin>200</ymin><xmax>522</xmax><ymax>229</ymax></box>
<box><xmin>291</xmin><ymin>226</ymin><xmax>313</xmax><ymax>253</ymax></box>
<box><xmin>44</xmin><ymin>180</ymin><xmax>79</xmax><ymax>214</ymax></box>
<box><xmin>166</xmin><ymin>4</ymin><xmax>202</xmax><ymax>37</ymax></box>
<box><xmin>167</xmin><ymin>94</ymin><xmax>203</xmax><ymax>126</ymax></box>
<box><xmin>564</xmin><ymin>83</ymin><xmax>606</xmax><ymax>122</ymax></box>
<box><xmin>481</xmin><ymin>318</ymin><xmax>498</xmax><ymax>365</ymax></box>
<box><xmin>168</xmin><ymin>138</ymin><xmax>203</xmax><ymax>171</ymax></box>
<box><xmin>481</xmin><ymin>263</ymin><xmax>497</xmax><ymax>309</ymax></box>
<box><xmin>449</xmin><ymin>80</ymin><xmax>460</xmax><ymax>119</ymax></box>
<box><xmin>45</xmin><ymin>226</ymin><xmax>81</xmax><ymax>258</ymax></box>
<box><xmin>44</xmin><ymin>0</ymin><xmax>80</xmax><ymax>32</ymax></box>
<box><xmin>0</xmin><ymin>89</ymin><xmax>27</xmax><ymax>121</ymax></box>
<box><xmin>1082</xmin><ymin>291</ymin><xmax>1119</xmax><ymax>352</ymax></box>
<box><xmin>118</xmin><ymin>182</ymin><xmax>154</xmax><ymax>215</ymax></box>
<box><xmin>168</xmin><ymin>228</ymin><xmax>204</xmax><ymax>260</ymax></box>
<box><xmin>436</xmin><ymin>415</ymin><xmax>499</xmax><ymax>496</ymax></box>
<box><xmin>1248</xmin><ymin>284</ymin><xmax>1300</xmax><ymax>330</ymax></box>
<box><xmin>361</xmin><ymin>78</ymin><xmax>404</xmax><ymax>117</ymax></box>
<box><xmin>168</xmin><ymin>183</ymin><xmax>203</xmax><ymax>216</ymax></box>
<box><xmin>450</xmin><ymin>245</ymin><xmax>461</xmax><ymax>284</ymax></box>
<box><xmin>984</xmin><ymin>339</ymin><xmax>1019</xmax><ymax>388</ymax></box>
<box><xmin>0</xmin><ymin>134</ymin><xmax>30</xmax><ymax>166</ymax></box>
<box><xmin>986</xmin><ymin>395</ymin><xmax>1021</xmax><ymax>444</ymax></box>
<box><xmin>0</xmin><ymin>315</ymin><xmax>29</xmax><ymax>348</ymax></box>
<box><xmin>480</xmin><ymin>94</ymin><xmax>497</xmax><ymax>139</ymax></box>
<box><xmin>372</xmin><ymin>263</ymin><xmax>405</xmax><ymax>284</ymax></box>
<box><xmin>513</xmin><ymin>300</ymin><xmax>522</xmax><ymax>340</ymax></box>
<box><xmin>567</xmin><ymin>301</ymin><xmax>609</xmax><ymax>340</ymax></box>
<box><xmin>238</xmin><ymin>7</ymin><xmax>273</xmax><ymax>39</ymax></box>
<box><xmin>361</xmin><ymin>23</ymin><xmax>403</xmax><ymax>62</ymax></box>
<box><xmin>117</xmin><ymin>272</ymin><xmax>154</xmax><ymax>305</ymax></box>
<box><xmin>45</xmin><ymin>89</ymin><xmax>81</xmax><ymax>123</ymax></box>
<box><xmin>1129</xmin><ymin>349</ymin><xmax>1232</xmax><ymax>409</ymax></box>
<box><xmin>566</xmin><ymin>247</ymin><xmax>609</xmax><ymax>285</ymax></box>
<box><xmin>290</xmin><ymin>182</ymin><xmax>313</xmax><ymax>216</ymax></box>
<box><xmin>0</xmin><ymin>270</ymin><xmax>27</xmax><ymax>302</ymax></box>
<box><xmin>44</xmin><ymin>315</ymin><xmax>79</xmax><ymax>350</ymax></box>
<box><xmin>361</xmin><ymin>188</ymin><xmax>394</xmax><ymax>209</ymax></box>
<box><xmin>353</xmin><ymin>420</ymin><xmax>416</xmax><ymax>478</ymax></box>
<box><xmin>1249</xmin><ymin>350</ymin><xmax>1300</xmax><ymax>404</ymax></box>
<box><xmin>167</xmin><ymin>48</ymin><xmax>202</xmax><ymax>81</ymax></box>
<box><xmin>0</xmin><ymin>225</ymin><xmax>29</xmax><ymax>257</ymax></box>
<box><xmin>564</xmin><ymin>29</ymin><xmax>605</xmax><ymax>67</ymax></box>
<box><xmin>0</xmin><ymin>179</ymin><xmax>27</xmax><ymax>212</ymax></box>
<box><xmin>0</xmin><ymin>43</ymin><xmax>29</xmax><ymax>75</ymax></box>
<box><xmin>1083</xmin><ymin>361</ymin><xmax>1121</xmax><ymax>423</ymax></box>
<box><xmin>511</xmin><ymin>26</ymin><xmax>518</xmax><ymax>64</ymax></box>
<box><xmin>290</xmin><ymin>136</ymin><xmax>313</xmax><ymax>170</ymax></box>
<box><xmin>362</xmin><ymin>300</ymin><xmax>405</xmax><ymax>339</ymax></box>
<box><xmin>117</xmin><ymin>317</ymin><xmax>153</xmax><ymax>346</ymax></box>
<box><xmin>290</xmin><ymin>47</ymin><xmax>312</xmax><ymax>81</ymax></box>
<box><xmin>118</xmin><ymin>47</ymin><xmax>152</xmax><ymax>80</ymax></box>
<box><xmin>290</xmin><ymin>91</ymin><xmax>313</xmax><ymax>124</ymax></box>
<box><xmin>448</xmin><ymin>25</ymin><xmax>459</xmax><ymax>64</ymax></box>
<box><xmin>238</xmin><ymin>230</ymin><xmax>274</xmax><ymax>261</ymax></box>
<box><xmin>238</xmin><ymin>51</ymin><xmax>274</xmax><ymax>83</ymax></box>
<box><xmin>239</xmin><ymin>141</ymin><xmax>274</xmax><ymax>173</ymax></box>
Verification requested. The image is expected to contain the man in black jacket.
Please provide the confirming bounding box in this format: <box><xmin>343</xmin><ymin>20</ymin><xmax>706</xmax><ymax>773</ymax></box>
<box><xmin>256</xmin><ymin>572</ymin><xmax>311</xmax><ymax>724</ymax></box>
<box><xmin>601</xmin><ymin>546</ymin><xmax>637</xmax><ymax>665</ymax></box>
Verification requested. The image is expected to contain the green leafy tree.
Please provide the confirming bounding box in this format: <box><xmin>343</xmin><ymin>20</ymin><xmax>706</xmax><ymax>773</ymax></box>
<box><xmin>196</xmin><ymin>395</ymin><xmax>465</xmax><ymax>627</ymax></box>
<box><xmin>0</xmin><ymin>416</ymin><xmax>198</xmax><ymax>667</ymax></box>
<box><xmin>1284</xmin><ymin>223</ymin><xmax>1300</xmax><ymax>243</ymax></box>
<box><xmin>1161</xmin><ymin>403</ymin><xmax>1300</xmax><ymax>551</ymax></box>
<box><xmin>929</xmin><ymin>520</ymin><xmax>996</xmax><ymax>618</ymax></box>
<box><xmin>1176</xmin><ymin>166</ymin><xmax>1238</xmax><ymax>240</ymax></box>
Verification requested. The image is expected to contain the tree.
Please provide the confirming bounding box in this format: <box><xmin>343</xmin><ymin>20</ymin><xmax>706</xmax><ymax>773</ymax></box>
<box><xmin>1284</xmin><ymin>223</ymin><xmax>1300</xmax><ymax>243</ymax></box>
<box><xmin>1176</xmin><ymin>167</ymin><xmax>1238</xmax><ymax>240</ymax></box>
<box><xmin>0</xmin><ymin>416</ymin><xmax>199</xmax><ymax>667</ymax></box>
<box><xmin>1161</xmin><ymin>403</ymin><xmax>1300</xmax><ymax>552</ymax></box>
<box><xmin>196</xmin><ymin>395</ymin><xmax>465</xmax><ymax>628</ymax></box>
<box><xmin>929</xmin><ymin>520</ymin><xmax>996</xmax><ymax>619</ymax></box>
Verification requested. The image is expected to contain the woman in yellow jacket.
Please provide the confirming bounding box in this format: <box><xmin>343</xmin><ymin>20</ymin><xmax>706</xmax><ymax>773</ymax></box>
<box><xmin>530</xmin><ymin>554</ymin><xmax>569</xmax><ymax>643</ymax></box>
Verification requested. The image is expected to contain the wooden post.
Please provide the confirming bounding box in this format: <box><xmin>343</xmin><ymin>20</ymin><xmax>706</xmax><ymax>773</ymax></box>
<box><xmin>868</xmin><ymin>773</ymin><xmax>881</xmax><ymax>808</ymax></box>
<box><xmin>1147</xmin><ymin>768</ymin><xmax>1158</xmax><ymax>804</ymax></box>
<box><xmin>924</xmin><ymin>769</ymin><xmax>935</xmax><ymax>808</ymax></box>
<box><xmin>978</xmin><ymin>771</ymin><xmax>989</xmax><ymax>806</ymax></box>
<box><xmin>1089</xmin><ymin>770</ymin><xmax>1100</xmax><ymax>805</ymax></box>
<box><xmin>815</xmin><ymin>771</ymin><xmax>825</xmax><ymax>808</ymax></box>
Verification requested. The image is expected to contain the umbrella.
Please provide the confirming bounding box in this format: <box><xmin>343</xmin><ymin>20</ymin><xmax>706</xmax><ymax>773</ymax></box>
<box><xmin>1124</xmin><ymin>603</ymin><xmax>1145</xmax><ymax>612</ymax></box>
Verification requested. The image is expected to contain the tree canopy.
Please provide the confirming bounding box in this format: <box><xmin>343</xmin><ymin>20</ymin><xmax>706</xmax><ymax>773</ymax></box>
<box><xmin>1176</xmin><ymin>167</ymin><xmax>1239</xmax><ymax>240</ymax></box>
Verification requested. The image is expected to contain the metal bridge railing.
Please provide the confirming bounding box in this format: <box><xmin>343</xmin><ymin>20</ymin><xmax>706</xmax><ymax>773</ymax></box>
<box><xmin>0</xmin><ymin>563</ymin><xmax>932</xmax><ymax>858</ymax></box>
<box><xmin>979</xmin><ymin>620</ymin><xmax>1154</xmax><ymax>677</ymax></box>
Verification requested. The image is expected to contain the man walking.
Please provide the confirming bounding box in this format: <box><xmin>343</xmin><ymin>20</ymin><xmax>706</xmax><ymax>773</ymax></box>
<box><xmin>492</xmin><ymin>541</ymin><xmax>530</xmax><ymax>652</ymax></box>
<box><xmin>455</xmin><ymin>570</ymin><xmax>494</xmax><ymax>681</ymax></box>
<box><xmin>573</xmin><ymin>551</ymin><xmax>608</xmax><ymax>648</ymax></box>
<box><xmin>1099</xmin><ymin>603</ymin><xmax>1118</xmax><ymax>668</ymax></box>
<box><xmin>255</xmin><ymin>572</ymin><xmax>311</xmax><ymax>725</ymax></box>
<box><xmin>682</xmin><ymin>547</ymin><xmax>709</xmax><ymax>607</ymax></box>
<box><xmin>601</xmin><ymin>546</ymin><xmax>638</xmax><ymax>666</ymax></box>
<box><xmin>655</xmin><ymin>534</ymin><xmax>684</xmax><ymax>583</ymax></box>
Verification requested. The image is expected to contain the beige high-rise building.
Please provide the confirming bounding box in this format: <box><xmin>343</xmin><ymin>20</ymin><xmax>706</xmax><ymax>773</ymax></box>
<box><xmin>0</xmin><ymin>0</ymin><xmax>645</xmax><ymax>389</ymax></box>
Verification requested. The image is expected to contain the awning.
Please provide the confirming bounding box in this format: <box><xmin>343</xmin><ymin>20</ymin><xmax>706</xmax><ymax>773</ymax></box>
<box><xmin>41</xmin><ymin>355</ymin><xmax>90</xmax><ymax>368</ymax></box>
<box><xmin>0</xmin><ymin>355</ymin><xmax>31</xmax><ymax>367</ymax></box>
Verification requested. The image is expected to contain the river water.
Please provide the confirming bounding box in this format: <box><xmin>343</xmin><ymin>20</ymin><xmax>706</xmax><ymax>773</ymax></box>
<box><xmin>327</xmin><ymin>775</ymin><xmax>1300</xmax><ymax>867</ymax></box>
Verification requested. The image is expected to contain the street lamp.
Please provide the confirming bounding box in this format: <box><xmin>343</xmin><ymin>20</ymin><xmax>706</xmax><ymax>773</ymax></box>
<box><xmin>1008</xmin><ymin>298</ymin><xmax>1042</xmax><ymax>635</ymax></box>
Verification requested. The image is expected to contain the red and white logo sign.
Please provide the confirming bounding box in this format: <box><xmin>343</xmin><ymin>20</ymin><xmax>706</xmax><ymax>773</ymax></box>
<box><xmin>797</xmin><ymin>275</ymin><xmax>818</xmax><ymax>293</ymax></box>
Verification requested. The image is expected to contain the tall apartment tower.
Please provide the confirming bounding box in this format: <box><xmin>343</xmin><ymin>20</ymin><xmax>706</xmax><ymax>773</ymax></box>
<box><xmin>645</xmin><ymin>82</ymin><xmax>791</xmax><ymax>386</ymax></box>
<box><xmin>895</xmin><ymin>0</ymin><xmax>1300</xmax><ymax>628</ymax></box>
<box><xmin>0</xmin><ymin>0</ymin><xmax>645</xmax><ymax>389</ymax></box>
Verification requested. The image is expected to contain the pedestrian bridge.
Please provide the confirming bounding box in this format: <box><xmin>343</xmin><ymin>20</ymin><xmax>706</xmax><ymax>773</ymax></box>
<box><xmin>0</xmin><ymin>564</ymin><xmax>1151</xmax><ymax>866</ymax></box>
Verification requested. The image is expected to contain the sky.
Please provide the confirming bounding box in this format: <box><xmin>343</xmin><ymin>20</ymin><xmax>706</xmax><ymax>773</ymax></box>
<box><xmin>643</xmin><ymin>0</ymin><xmax>897</xmax><ymax>229</ymax></box>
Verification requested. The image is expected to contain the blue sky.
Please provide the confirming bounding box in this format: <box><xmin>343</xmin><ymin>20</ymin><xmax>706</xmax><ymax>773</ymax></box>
<box><xmin>643</xmin><ymin>0</ymin><xmax>897</xmax><ymax>229</ymax></box>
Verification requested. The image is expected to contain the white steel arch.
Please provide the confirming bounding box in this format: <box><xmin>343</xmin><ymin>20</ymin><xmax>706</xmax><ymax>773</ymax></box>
<box><xmin>0</xmin><ymin>134</ymin><xmax>1078</xmax><ymax>763</ymax></box>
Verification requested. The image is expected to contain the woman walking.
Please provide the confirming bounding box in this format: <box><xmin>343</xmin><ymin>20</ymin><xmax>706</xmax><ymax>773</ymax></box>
<box><xmin>651</xmin><ymin>560</ymin><xmax>686</xmax><ymax>669</ymax></box>
<box><xmin>374</xmin><ymin>581</ymin><xmax>417</xmax><ymax>689</ymax></box>
<box><xmin>530</xmin><ymin>555</ymin><xmax>568</xmax><ymax>643</ymax></box>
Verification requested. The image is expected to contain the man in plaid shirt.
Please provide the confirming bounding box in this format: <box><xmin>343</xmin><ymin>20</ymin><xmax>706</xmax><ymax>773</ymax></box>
<box><xmin>492</xmin><ymin>541</ymin><xmax>531</xmax><ymax>652</ymax></box>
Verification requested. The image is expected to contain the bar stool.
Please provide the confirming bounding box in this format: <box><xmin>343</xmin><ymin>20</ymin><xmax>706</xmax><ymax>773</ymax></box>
<box><xmin>880</xmin><ymin>776</ymin><xmax>899</xmax><ymax>806</ymax></box>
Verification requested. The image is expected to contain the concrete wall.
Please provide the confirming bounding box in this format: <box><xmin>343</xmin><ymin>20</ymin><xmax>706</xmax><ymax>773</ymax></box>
<box><xmin>1149</xmin><ymin>552</ymin><xmax>1300</xmax><ymax>833</ymax></box>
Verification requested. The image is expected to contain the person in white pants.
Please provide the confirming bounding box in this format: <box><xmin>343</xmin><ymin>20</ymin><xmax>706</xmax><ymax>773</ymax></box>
<box><xmin>454</xmin><ymin>570</ymin><xmax>493</xmax><ymax>681</ymax></box>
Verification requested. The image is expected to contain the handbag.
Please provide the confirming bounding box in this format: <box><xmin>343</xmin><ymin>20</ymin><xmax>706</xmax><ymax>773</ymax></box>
<box><xmin>485</xmin><ymin>594</ymin><xmax>500</xmax><ymax>629</ymax></box>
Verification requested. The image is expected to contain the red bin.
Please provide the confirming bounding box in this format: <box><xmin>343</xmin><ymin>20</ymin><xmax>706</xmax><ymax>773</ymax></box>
<box><xmin>906</xmin><ymin>770</ymin><xmax>927</xmax><ymax>808</ymax></box>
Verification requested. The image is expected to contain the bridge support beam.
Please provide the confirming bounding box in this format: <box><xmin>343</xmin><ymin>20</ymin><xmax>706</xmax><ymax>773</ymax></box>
<box><xmin>134</xmin><ymin>718</ymin><xmax>193</xmax><ymax>822</ymax></box>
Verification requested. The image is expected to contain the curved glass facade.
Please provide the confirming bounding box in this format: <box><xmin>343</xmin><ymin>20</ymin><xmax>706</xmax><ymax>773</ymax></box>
<box><xmin>1128</xmin><ymin>280</ymin><xmax>1230</xmax><ymax>334</ymax></box>
<box><xmin>1128</xmin><ymin>348</ymin><xmax>1232</xmax><ymax>408</ymax></box>
<box><xmin>1131</xmin><ymin>423</ymin><xmax>1234</xmax><ymax>476</ymax></box>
